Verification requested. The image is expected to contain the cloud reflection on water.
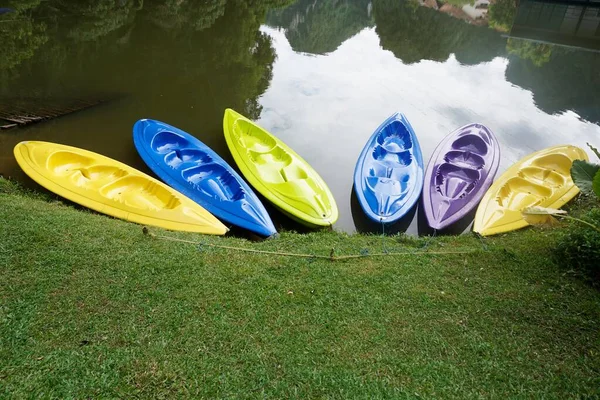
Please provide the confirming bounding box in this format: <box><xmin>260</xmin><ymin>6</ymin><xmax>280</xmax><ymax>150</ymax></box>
<box><xmin>257</xmin><ymin>26</ymin><xmax>600</xmax><ymax>233</ymax></box>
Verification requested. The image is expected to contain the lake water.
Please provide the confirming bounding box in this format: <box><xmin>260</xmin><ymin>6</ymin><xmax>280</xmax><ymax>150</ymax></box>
<box><xmin>1</xmin><ymin>0</ymin><xmax>599</xmax><ymax>235</ymax></box>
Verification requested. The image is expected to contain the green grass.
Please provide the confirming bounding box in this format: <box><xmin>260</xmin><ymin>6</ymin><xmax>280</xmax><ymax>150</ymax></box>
<box><xmin>1</xmin><ymin>178</ymin><xmax>599</xmax><ymax>398</ymax></box>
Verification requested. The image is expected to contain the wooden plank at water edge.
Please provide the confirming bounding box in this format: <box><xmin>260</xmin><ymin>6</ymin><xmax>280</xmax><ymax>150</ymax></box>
<box><xmin>0</xmin><ymin>119</ymin><xmax>18</xmax><ymax>130</ymax></box>
<box><xmin>0</xmin><ymin>96</ymin><xmax>118</xmax><ymax>130</ymax></box>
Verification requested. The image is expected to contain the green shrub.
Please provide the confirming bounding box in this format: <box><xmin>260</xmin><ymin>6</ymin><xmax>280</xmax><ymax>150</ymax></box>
<box><xmin>555</xmin><ymin>208</ymin><xmax>600</xmax><ymax>284</ymax></box>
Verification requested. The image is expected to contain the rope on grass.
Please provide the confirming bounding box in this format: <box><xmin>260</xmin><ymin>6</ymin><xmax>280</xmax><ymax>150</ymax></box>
<box><xmin>418</xmin><ymin>228</ymin><xmax>436</xmax><ymax>252</ymax></box>
<box><xmin>475</xmin><ymin>232</ymin><xmax>489</xmax><ymax>251</ymax></box>
<box><xmin>142</xmin><ymin>227</ymin><xmax>475</xmax><ymax>261</ymax></box>
<box><xmin>380</xmin><ymin>218</ymin><xmax>387</xmax><ymax>254</ymax></box>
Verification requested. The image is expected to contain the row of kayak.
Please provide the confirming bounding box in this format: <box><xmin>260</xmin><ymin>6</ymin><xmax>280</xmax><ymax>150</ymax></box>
<box><xmin>355</xmin><ymin>113</ymin><xmax>587</xmax><ymax>235</ymax></box>
<box><xmin>13</xmin><ymin>109</ymin><xmax>589</xmax><ymax>237</ymax></box>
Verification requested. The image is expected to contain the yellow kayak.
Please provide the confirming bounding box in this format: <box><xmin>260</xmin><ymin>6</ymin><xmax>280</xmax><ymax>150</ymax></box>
<box><xmin>14</xmin><ymin>141</ymin><xmax>228</xmax><ymax>234</ymax></box>
<box><xmin>223</xmin><ymin>109</ymin><xmax>338</xmax><ymax>228</ymax></box>
<box><xmin>473</xmin><ymin>145</ymin><xmax>588</xmax><ymax>236</ymax></box>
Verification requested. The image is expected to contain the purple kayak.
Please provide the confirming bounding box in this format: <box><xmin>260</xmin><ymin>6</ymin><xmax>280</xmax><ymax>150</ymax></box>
<box><xmin>423</xmin><ymin>123</ymin><xmax>500</xmax><ymax>230</ymax></box>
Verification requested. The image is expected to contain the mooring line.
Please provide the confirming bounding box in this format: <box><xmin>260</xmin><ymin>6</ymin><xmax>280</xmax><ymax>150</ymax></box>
<box><xmin>143</xmin><ymin>227</ymin><xmax>474</xmax><ymax>261</ymax></box>
<box><xmin>476</xmin><ymin>232</ymin><xmax>489</xmax><ymax>251</ymax></box>
<box><xmin>380</xmin><ymin>218</ymin><xmax>387</xmax><ymax>254</ymax></box>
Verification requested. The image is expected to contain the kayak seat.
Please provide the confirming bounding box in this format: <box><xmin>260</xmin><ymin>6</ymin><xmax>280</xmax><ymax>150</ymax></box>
<box><xmin>164</xmin><ymin>149</ymin><xmax>212</xmax><ymax>169</ymax></box>
<box><xmin>519</xmin><ymin>166</ymin><xmax>566</xmax><ymax>188</ymax></box>
<box><xmin>497</xmin><ymin>177</ymin><xmax>552</xmax><ymax>210</ymax></box>
<box><xmin>47</xmin><ymin>151</ymin><xmax>128</xmax><ymax>188</ymax></box>
<box><xmin>233</xmin><ymin>120</ymin><xmax>277</xmax><ymax>153</ymax></box>
<box><xmin>443</xmin><ymin>150</ymin><xmax>485</xmax><ymax>169</ymax></box>
<box><xmin>182</xmin><ymin>164</ymin><xmax>245</xmax><ymax>202</ymax></box>
<box><xmin>249</xmin><ymin>147</ymin><xmax>295</xmax><ymax>184</ymax></box>
<box><xmin>69</xmin><ymin>165</ymin><xmax>128</xmax><ymax>189</ymax></box>
<box><xmin>281</xmin><ymin>163</ymin><xmax>309</xmax><ymax>182</ymax></box>
<box><xmin>100</xmin><ymin>177</ymin><xmax>182</xmax><ymax>210</ymax></box>
<box><xmin>47</xmin><ymin>151</ymin><xmax>94</xmax><ymax>174</ymax></box>
<box><xmin>366</xmin><ymin>174</ymin><xmax>410</xmax><ymax>197</ymax></box>
<box><xmin>372</xmin><ymin>146</ymin><xmax>412</xmax><ymax>167</ymax></box>
<box><xmin>530</xmin><ymin>154</ymin><xmax>573</xmax><ymax>176</ymax></box>
<box><xmin>368</xmin><ymin>161</ymin><xmax>412</xmax><ymax>181</ymax></box>
<box><xmin>151</xmin><ymin>131</ymin><xmax>192</xmax><ymax>154</ymax></box>
<box><xmin>249</xmin><ymin>146</ymin><xmax>292</xmax><ymax>167</ymax></box>
<box><xmin>451</xmin><ymin>134</ymin><xmax>488</xmax><ymax>156</ymax></box>
<box><xmin>376</xmin><ymin>120</ymin><xmax>413</xmax><ymax>153</ymax></box>
<box><xmin>434</xmin><ymin>163</ymin><xmax>479</xmax><ymax>199</ymax></box>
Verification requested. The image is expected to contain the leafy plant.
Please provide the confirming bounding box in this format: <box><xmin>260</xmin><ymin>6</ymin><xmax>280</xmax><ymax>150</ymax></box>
<box><xmin>554</xmin><ymin>208</ymin><xmax>600</xmax><ymax>283</ymax></box>
<box><xmin>571</xmin><ymin>143</ymin><xmax>600</xmax><ymax>199</ymax></box>
<box><xmin>523</xmin><ymin>206</ymin><xmax>600</xmax><ymax>283</ymax></box>
<box><xmin>522</xmin><ymin>206</ymin><xmax>600</xmax><ymax>233</ymax></box>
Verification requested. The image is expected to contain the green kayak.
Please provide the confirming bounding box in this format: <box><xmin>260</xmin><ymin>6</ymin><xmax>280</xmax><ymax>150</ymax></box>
<box><xmin>223</xmin><ymin>108</ymin><xmax>338</xmax><ymax>228</ymax></box>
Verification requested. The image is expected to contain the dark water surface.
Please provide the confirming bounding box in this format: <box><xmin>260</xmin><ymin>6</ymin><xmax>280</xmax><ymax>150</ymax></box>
<box><xmin>1</xmin><ymin>0</ymin><xmax>599</xmax><ymax>234</ymax></box>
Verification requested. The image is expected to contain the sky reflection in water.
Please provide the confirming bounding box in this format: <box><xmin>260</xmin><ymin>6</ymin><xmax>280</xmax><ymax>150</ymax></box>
<box><xmin>257</xmin><ymin>26</ymin><xmax>600</xmax><ymax>233</ymax></box>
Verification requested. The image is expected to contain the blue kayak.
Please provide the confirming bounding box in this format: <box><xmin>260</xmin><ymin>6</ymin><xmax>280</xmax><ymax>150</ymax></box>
<box><xmin>354</xmin><ymin>113</ymin><xmax>424</xmax><ymax>224</ymax></box>
<box><xmin>133</xmin><ymin>119</ymin><xmax>277</xmax><ymax>237</ymax></box>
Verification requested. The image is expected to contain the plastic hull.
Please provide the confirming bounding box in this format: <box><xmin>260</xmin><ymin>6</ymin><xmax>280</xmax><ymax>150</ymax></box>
<box><xmin>473</xmin><ymin>145</ymin><xmax>588</xmax><ymax>236</ymax></box>
<box><xmin>354</xmin><ymin>113</ymin><xmax>424</xmax><ymax>224</ymax></box>
<box><xmin>423</xmin><ymin>123</ymin><xmax>500</xmax><ymax>230</ymax></box>
<box><xmin>133</xmin><ymin>119</ymin><xmax>276</xmax><ymax>237</ymax></box>
<box><xmin>223</xmin><ymin>109</ymin><xmax>338</xmax><ymax>228</ymax></box>
<box><xmin>13</xmin><ymin>141</ymin><xmax>228</xmax><ymax>234</ymax></box>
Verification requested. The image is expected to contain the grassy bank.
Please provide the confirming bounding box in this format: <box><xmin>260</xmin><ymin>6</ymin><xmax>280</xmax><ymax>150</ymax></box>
<box><xmin>1</xmin><ymin>178</ymin><xmax>599</xmax><ymax>398</ymax></box>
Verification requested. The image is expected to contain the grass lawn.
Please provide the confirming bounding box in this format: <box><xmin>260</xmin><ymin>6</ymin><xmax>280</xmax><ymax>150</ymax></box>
<box><xmin>1</xmin><ymin>177</ymin><xmax>599</xmax><ymax>398</ymax></box>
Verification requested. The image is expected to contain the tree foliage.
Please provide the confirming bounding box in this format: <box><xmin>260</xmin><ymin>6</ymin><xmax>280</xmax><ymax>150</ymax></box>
<box><xmin>0</xmin><ymin>0</ymin><xmax>47</xmax><ymax>83</ymax></box>
<box><xmin>267</xmin><ymin>0</ymin><xmax>374</xmax><ymax>54</ymax></box>
<box><xmin>505</xmin><ymin>47</ymin><xmax>600</xmax><ymax>124</ymax></box>
<box><xmin>142</xmin><ymin>0</ymin><xmax>228</xmax><ymax>32</ymax></box>
<box><xmin>3</xmin><ymin>0</ymin><xmax>43</xmax><ymax>12</ymax></box>
<box><xmin>0</xmin><ymin>0</ymin><xmax>292</xmax><ymax>119</ymax></box>
<box><xmin>506</xmin><ymin>38</ymin><xmax>552</xmax><ymax>67</ymax></box>
<box><xmin>373</xmin><ymin>0</ymin><xmax>505</xmax><ymax>65</ymax></box>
